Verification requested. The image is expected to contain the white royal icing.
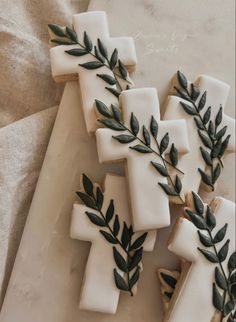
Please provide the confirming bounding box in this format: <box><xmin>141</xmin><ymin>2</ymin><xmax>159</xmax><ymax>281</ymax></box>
<box><xmin>168</xmin><ymin>197</ymin><xmax>235</xmax><ymax>322</ymax></box>
<box><xmin>50</xmin><ymin>11</ymin><xmax>137</xmax><ymax>133</ymax></box>
<box><xmin>96</xmin><ymin>88</ymin><xmax>190</xmax><ymax>231</ymax></box>
<box><xmin>70</xmin><ymin>174</ymin><xmax>156</xmax><ymax>314</ymax></box>
<box><xmin>164</xmin><ymin>75</ymin><xmax>235</xmax><ymax>194</ymax></box>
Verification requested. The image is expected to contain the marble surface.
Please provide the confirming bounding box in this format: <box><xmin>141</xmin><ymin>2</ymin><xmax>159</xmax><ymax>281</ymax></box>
<box><xmin>1</xmin><ymin>0</ymin><xmax>235</xmax><ymax>321</ymax></box>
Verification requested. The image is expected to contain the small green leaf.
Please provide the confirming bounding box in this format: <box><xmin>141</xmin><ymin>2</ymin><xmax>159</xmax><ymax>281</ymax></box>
<box><xmin>160</xmin><ymin>133</ymin><xmax>169</xmax><ymax>154</ymax></box>
<box><xmin>105</xmin><ymin>200</ymin><xmax>114</xmax><ymax>223</ymax></box>
<box><xmin>192</xmin><ymin>192</ymin><xmax>204</xmax><ymax>215</ymax></box>
<box><xmin>151</xmin><ymin>161</ymin><xmax>168</xmax><ymax>177</ymax></box>
<box><xmin>215</xmin><ymin>267</ymin><xmax>227</xmax><ymax>290</ymax></box>
<box><xmin>97</xmin><ymin>74</ymin><xmax>116</xmax><ymax>85</ymax></box>
<box><xmin>143</xmin><ymin>126</ymin><xmax>151</xmax><ymax>146</ymax></box>
<box><xmin>48</xmin><ymin>24</ymin><xmax>66</xmax><ymax>37</ymax></box>
<box><xmin>200</xmin><ymin>147</ymin><xmax>212</xmax><ymax>166</ymax></box>
<box><xmin>202</xmin><ymin>106</ymin><xmax>211</xmax><ymax>124</ymax></box>
<box><xmin>215</xmin><ymin>106</ymin><xmax>223</xmax><ymax>127</ymax></box>
<box><xmin>79</xmin><ymin>61</ymin><xmax>104</xmax><ymax>70</ymax></box>
<box><xmin>82</xmin><ymin>174</ymin><xmax>94</xmax><ymax>197</ymax></box>
<box><xmin>159</xmin><ymin>183</ymin><xmax>178</xmax><ymax>196</ymax></box>
<box><xmin>97</xmin><ymin>38</ymin><xmax>108</xmax><ymax>59</ymax></box>
<box><xmin>223</xmin><ymin>300</ymin><xmax>234</xmax><ymax>317</ymax></box>
<box><xmin>198</xmin><ymin>231</ymin><xmax>213</xmax><ymax>247</ymax></box>
<box><xmin>86</xmin><ymin>212</ymin><xmax>106</xmax><ymax>227</ymax></box>
<box><xmin>95</xmin><ymin>99</ymin><xmax>112</xmax><ymax>118</ymax></box>
<box><xmin>198</xmin><ymin>130</ymin><xmax>213</xmax><ymax>149</ymax></box>
<box><xmin>174</xmin><ymin>86</ymin><xmax>189</xmax><ymax>100</ymax></box>
<box><xmin>186</xmin><ymin>210</ymin><xmax>207</xmax><ymax>229</ymax></box>
<box><xmin>76</xmin><ymin>191</ymin><xmax>96</xmax><ymax>209</ymax></box>
<box><xmin>66</xmin><ymin>27</ymin><xmax>77</xmax><ymax>42</ymax></box>
<box><xmin>175</xmin><ymin>175</ymin><xmax>182</xmax><ymax>194</ymax></box>
<box><xmin>114</xmin><ymin>269</ymin><xmax>129</xmax><ymax>291</ymax></box>
<box><xmin>213</xmin><ymin>283</ymin><xmax>223</xmax><ymax>311</ymax></box>
<box><xmin>96</xmin><ymin>187</ymin><xmax>104</xmax><ymax>210</ymax></box>
<box><xmin>100</xmin><ymin>230</ymin><xmax>117</xmax><ymax>244</ymax></box>
<box><xmin>216</xmin><ymin>126</ymin><xmax>227</xmax><ymax>140</ymax></box>
<box><xmin>83</xmin><ymin>31</ymin><xmax>93</xmax><ymax>52</ymax></box>
<box><xmin>121</xmin><ymin>222</ymin><xmax>131</xmax><ymax>250</ymax></box>
<box><xmin>65</xmin><ymin>48</ymin><xmax>88</xmax><ymax>56</ymax></box>
<box><xmin>228</xmin><ymin>251</ymin><xmax>236</xmax><ymax>273</ymax></box>
<box><xmin>129</xmin><ymin>232</ymin><xmax>148</xmax><ymax>251</ymax></box>
<box><xmin>105</xmin><ymin>86</ymin><xmax>120</xmax><ymax>98</ymax></box>
<box><xmin>208</xmin><ymin>121</ymin><xmax>214</xmax><ymax>137</ymax></box>
<box><xmin>194</xmin><ymin>117</ymin><xmax>205</xmax><ymax>130</ymax></box>
<box><xmin>206</xmin><ymin>206</ymin><xmax>216</xmax><ymax>230</ymax></box>
<box><xmin>180</xmin><ymin>102</ymin><xmax>197</xmax><ymax>115</ymax></box>
<box><xmin>160</xmin><ymin>272</ymin><xmax>177</xmax><ymax>289</ymax></box>
<box><xmin>170</xmin><ymin>143</ymin><xmax>178</xmax><ymax>166</ymax></box>
<box><xmin>198</xmin><ymin>248</ymin><xmax>219</xmax><ymax>263</ymax></box>
<box><xmin>111</xmin><ymin>105</ymin><xmax>122</xmax><ymax>122</ymax></box>
<box><xmin>230</xmin><ymin>271</ymin><xmax>236</xmax><ymax>285</ymax></box>
<box><xmin>211</xmin><ymin>140</ymin><xmax>222</xmax><ymax>159</ymax></box>
<box><xmin>113</xmin><ymin>247</ymin><xmax>127</xmax><ymax>272</ymax></box>
<box><xmin>99</xmin><ymin>119</ymin><xmax>125</xmax><ymax>131</ymax></box>
<box><xmin>198</xmin><ymin>91</ymin><xmax>207</xmax><ymax>111</ymax></box>
<box><xmin>177</xmin><ymin>71</ymin><xmax>188</xmax><ymax>89</ymax></box>
<box><xmin>110</xmin><ymin>48</ymin><xmax>118</xmax><ymax>70</ymax></box>
<box><xmin>150</xmin><ymin>116</ymin><xmax>158</xmax><ymax>139</ymax></box>
<box><xmin>113</xmin><ymin>215</ymin><xmax>120</xmax><ymax>236</ymax></box>
<box><xmin>130</xmin><ymin>113</ymin><xmax>139</xmax><ymax>136</ymax></box>
<box><xmin>219</xmin><ymin>135</ymin><xmax>231</xmax><ymax>157</ymax></box>
<box><xmin>218</xmin><ymin>239</ymin><xmax>230</xmax><ymax>262</ymax></box>
<box><xmin>213</xmin><ymin>224</ymin><xmax>228</xmax><ymax>243</ymax></box>
<box><xmin>198</xmin><ymin>168</ymin><xmax>213</xmax><ymax>188</ymax></box>
<box><xmin>164</xmin><ymin>291</ymin><xmax>173</xmax><ymax>299</ymax></box>
<box><xmin>212</xmin><ymin>163</ymin><xmax>221</xmax><ymax>184</ymax></box>
<box><xmin>130</xmin><ymin>267</ymin><xmax>140</xmax><ymax>288</ymax></box>
<box><xmin>118</xmin><ymin>59</ymin><xmax>127</xmax><ymax>80</ymax></box>
<box><xmin>94</xmin><ymin>45</ymin><xmax>105</xmax><ymax>63</ymax></box>
<box><xmin>113</xmin><ymin>134</ymin><xmax>135</xmax><ymax>144</ymax></box>
<box><xmin>130</xmin><ymin>145</ymin><xmax>152</xmax><ymax>153</ymax></box>
<box><xmin>190</xmin><ymin>83</ymin><xmax>200</xmax><ymax>101</ymax></box>
<box><xmin>128</xmin><ymin>248</ymin><xmax>143</xmax><ymax>271</ymax></box>
<box><xmin>51</xmin><ymin>38</ymin><xmax>74</xmax><ymax>45</ymax></box>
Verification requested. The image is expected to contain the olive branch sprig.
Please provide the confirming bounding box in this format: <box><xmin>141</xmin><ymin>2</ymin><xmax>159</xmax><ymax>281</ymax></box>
<box><xmin>174</xmin><ymin>71</ymin><xmax>231</xmax><ymax>191</ymax></box>
<box><xmin>95</xmin><ymin>99</ymin><xmax>185</xmax><ymax>204</ymax></box>
<box><xmin>76</xmin><ymin>174</ymin><xmax>148</xmax><ymax>296</ymax></box>
<box><xmin>186</xmin><ymin>192</ymin><xmax>236</xmax><ymax>322</ymax></box>
<box><xmin>48</xmin><ymin>24</ymin><xmax>132</xmax><ymax>97</ymax></box>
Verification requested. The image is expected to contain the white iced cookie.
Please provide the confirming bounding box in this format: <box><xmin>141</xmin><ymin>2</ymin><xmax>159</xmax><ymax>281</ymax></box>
<box><xmin>70</xmin><ymin>174</ymin><xmax>156</xmax><ymax>314</ymax></box>
<box><xmin>49</xmin><ymin>11</ymin><xmax>137</xmax><ymax>133</ymax></box>
<box><xmin>166</xmin><ymin>195</ymin><xmax>235</xmax><ymax>322</ymax></box>
<box><xmin>96</xmin><ymin>88</ymin><xmax>190</xmax><ymax>231</ymax></box>
<box><xmin>163</xmin><ymin>74</ymin><xmax>235</xmax><ymax>194</ymax></box>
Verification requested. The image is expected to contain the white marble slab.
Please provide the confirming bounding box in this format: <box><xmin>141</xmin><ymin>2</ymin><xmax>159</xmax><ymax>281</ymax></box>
<box><xmin>1</xmin><ymin>0</ymin><xmax>235</xmax><ymax>321</ymax></box>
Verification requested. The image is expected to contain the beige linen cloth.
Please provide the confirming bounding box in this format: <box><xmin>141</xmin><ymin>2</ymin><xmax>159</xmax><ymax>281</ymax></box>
<box><xmin>0</xmin><ymin>0</ymin><xmax>89</xmax><ymax>305</ymax></box>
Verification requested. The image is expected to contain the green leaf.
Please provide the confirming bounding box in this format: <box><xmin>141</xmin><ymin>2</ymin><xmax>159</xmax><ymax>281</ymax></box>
<box><xmin>48</xmin><ymin>24</ymin><xmax>66</xmax><ymax>37</ymax></box>
<box><xmin>65</xmin><ymin>48</ymin><xmax>88</xmax><ymax>56</ymax></box>
<box><xmin>198</xmin><ymin>130</ymin><xmax>213</xmax><ymax>149</ymax></box>
<box><xmin>215</xmin><ymin>106</ymin><xmax>223</xmax><ymax>127</ymax></box>
<box><xmin>96</xmin><ymin>187</ymin><xmax>103</xmax><ymax>210</ymax></box>
<box><xmin>66</xmin><ymin>27</ymin><xmax>77</xmax><ymax>42</ymax></box>
<box><xmin>99</xmin><ymin>119</ymin><xmax>125</xmax><ymax>131</ymax></box>
<box><xmin>174</xmin><ymin>86</ymin><xmax>189</xmax><ymax>100</ymax></box>
<box><xmin>110</xmin><ymin>48</ymin><xmax>118</xmax><ymax>70</ymax></box>
<box><xmin>83</xmin><ymin>31</ymin><xmax>93</xmax><ymax>52</ymax></box>
<box><xmin>105</xmin><ymin>200</ymin><xmax>114</xmax><ymax>223</ymax></box>
<box><xmin>160</xmin><ymin>133</ymin><xmax>169</xmax><ymax>154</ymax></box>
<box><xmin>97</xmin><ymin>38</ymin><xmax>108</xmax><ymax>59</ymax></box>
<box><xmin>198</xmin><ymin>168</ymin><xmax>213</xmax><ymax>188</ymax></box>
<box><xmin>213</xmin><ymin>224</ymin><xmax>228</xmax><ymax>243</ymax></box>
<box><xmin>160</xmin><ymin>272</ymin><xmax>177</xmax><ymax>289</ymax></box>
<box><xmin>113</xmin><ymin>215</ymin><xmax>120</xmax><ymax>236</ymax></box>
<box><xmin>190</xmin><ymin>83</ymin><xmax>200</xmax><ymax>101</ymax></box>
<box><xmin>97</xmin><ymin>74</ymin><xmax>116</xmax><ymax>85</ymax></box>
<box><xmin>216</xmin><ymin>126</ymin><xmax>227</xmax><ymax>140</ymax></box>
<box><xmin>121</xmin><ymin>223</ymin><xmax>131</xmax><ymax>250</ymax></box>
<box><xmin>192</xmin><ymin>192</ymin><xmax>204</xmax><ymax>215</ymax></box>
<box><xmin>208</xmin><ymin>120</ymin><xmax>214</xmax><ymax>137</ymax></box>
<box><xmin>130</xmin><ymin>145</ymin><xmax>152</xmax><ymax>153</ymax></box>
<box><xmin>113</xmin><ymin>247</ymin><xmax>127</xmax><ymax>272</ymax></box>
<box><xmin>202</xmin><ymin>106</ymin><xmax>211</xmax><ymax>124</ymax></box>
<box><xmin>198</xmin><ymin>91</ymin><xmax>207</xmax><ymax>111</ymax></box>
<box><xmin>219</xmin><ymin>135</ymin><xmax>231</xmax><ymax>157</ymax></box>
<box><xmin>177</xmin><ymin>71</ymin><xmax>188</xmax><ymax>89</ymax></box>
<box><xmin>51</xmin><ymin>38</ymin><xmax>74</xmax><ymax>45</ymax></box>
<box><xmin>223</xmin><ymin>300</ymin><xmax>234</xmax><ymax>317</ymax></box>
<box><xmin>215</xmin><ymin>267</ymin><xmax>227</xmax><ymax>290</ymax></box>
<box><xmin>111</xmin><ymin>105</ymin><xmax>122</xmax><ymax>122</ymax></box>
<box><xmin>86</xmin><ymin>212</ymin><xmax>106</xmax><ymax>227</ymax></box>
<box><xmin>211</xmin><ymin>140</ymin><xmax>222</xmax><ymax>159</ymax></box>
<box><xmin>114</xmin><ymin>269</ymin><xmax>129</xmax><ymax>291</ymax></box>
<box><xmin>228</xmin><ymin>251</ymin><xmax>236</xmax><ymax>273</ymax></box>
<box><xmin>130</xmin><ymin>113</ymin><xmax>139</xmax><ymax>136</ymax></box>
<box><xmin>95</xmin><ymin>99</ymin><xmax>112</xmax><ymax>118</ymax></box>
<box><xmin>158</xmin><ymin>183</ymin><xmax>178</xmax><ymax>196</ymax></box>
<box><xmin>94</xmin><ymin>45</ymin><xmax>105</xmax><ymax>63</ymax></box>
<box><xmin>129</xmin><ymin>232</ymin><xmax>148</xmax><ymax>251</ymax></box>
<box><xmin>118</xmin><ymin>59</ymin><xmax>127</xmax><ymax>80</ymax></box>
<box><xmin>128</xmin><ymin>248</ymin><xmax>143</xmax><ymax>271</ymax></box>
<box><xmin>186</xmin><ymin>210</ymin><xmax>207</xmax><ymax>229</ymax></box>
<box><xmin>82</xmin><ymin>174</ymin><xmax>94</xmax><ymax>197</ymax></box>
<box><xmin>180</xmin><ymin>102</ymin><xmax>197</xmax><ymax>115</ymax></box>
<box><xmin>198</xmin><ymin>231</ymin><xmax>213</xmax><ymax>247</ymax></box>
<box><xmin>170</xmin><ymin>143</ymin><xmax>178</xmax><ymax>166</ymax></box>
<box><xmin>151</xmin><ymin>161</ymin><xmax>168</xmax><ymax>177</ymax></box>
<box><xmin>198</xmin><ymin>248</ymin><xmax>219</xmax><ymax>263</ymax></box>
<box><xmin>164</xmin><ymin>291</ymin><xmax>173</xmax><ymax>299</ymax></box>
<box><xmin>227</xmin><ymin>313</ymin><xmax>235</xmax><ymax>322</ymax></box>
<box><xmin>79</xmin><ymin>61</ymin><xmax>104</xmax><ymax>69</ymax></box>
<box><xmin>143</xmin><ymin>126</ymin><xmax>151</xmax><ymax>146</ymax></box>
<box><xmin>213</xmin><ymin>283</ymin><xmax>223</xmax><ymax>311</ymax></box>
<box><xmin>105</xmin><ymin>86</ymin><xmax>120</xmax><ymax>98</ymax></box>
<box><xmin>130</xmin><ymin>267</ymin><xmax>140</xmax><ymax>288</ymax></box>
<box><xmin>113</xmin><ymin>134</ymin><xmax>135</xmax><ymax>144</ymax></box>
<box><xmin>218</xmin><ymin>239</ymin><xmax>230</xmax><ymax>262</ymax></box>
<box><xmin>175</xmin><ymin>175</ymin><xmax>182</xmax><ymax>194</ymax></box>
<box><xmin>206</xmin><ymin>206</ymin><xmax>216</xmax><ymax>230</ymax></box>
<box><xmin>100</xmin><ymin>230</ymin><xmax>117</xmax><ymax>244</ymax></box>
<box><xmin>76</xmin><ymin>191</ymin><xmax>96</xmax><ymax>209</ymax></box>
<box><xmin>194</xmin><ymin>117</ymin><xmax>205</xmax><ymax>130</ymax></box>
<box><xmin>200</xmin><ymin>147</ymin><xmax>212</xmax><ymax>166</ymax></box>
<box><xmin>212</xmin><ymin>163</ymin><xmax>221</xmax><ymax>184</ymax></box>
<box><xmin>230</xmin><ymin>271</ymin><xmax>236</xmax><ymax>285</ymax></box>
<box><xmin>150</xmin><ymin>116</ymin><xmax>158</xmax><ymax>139</ymax></box>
